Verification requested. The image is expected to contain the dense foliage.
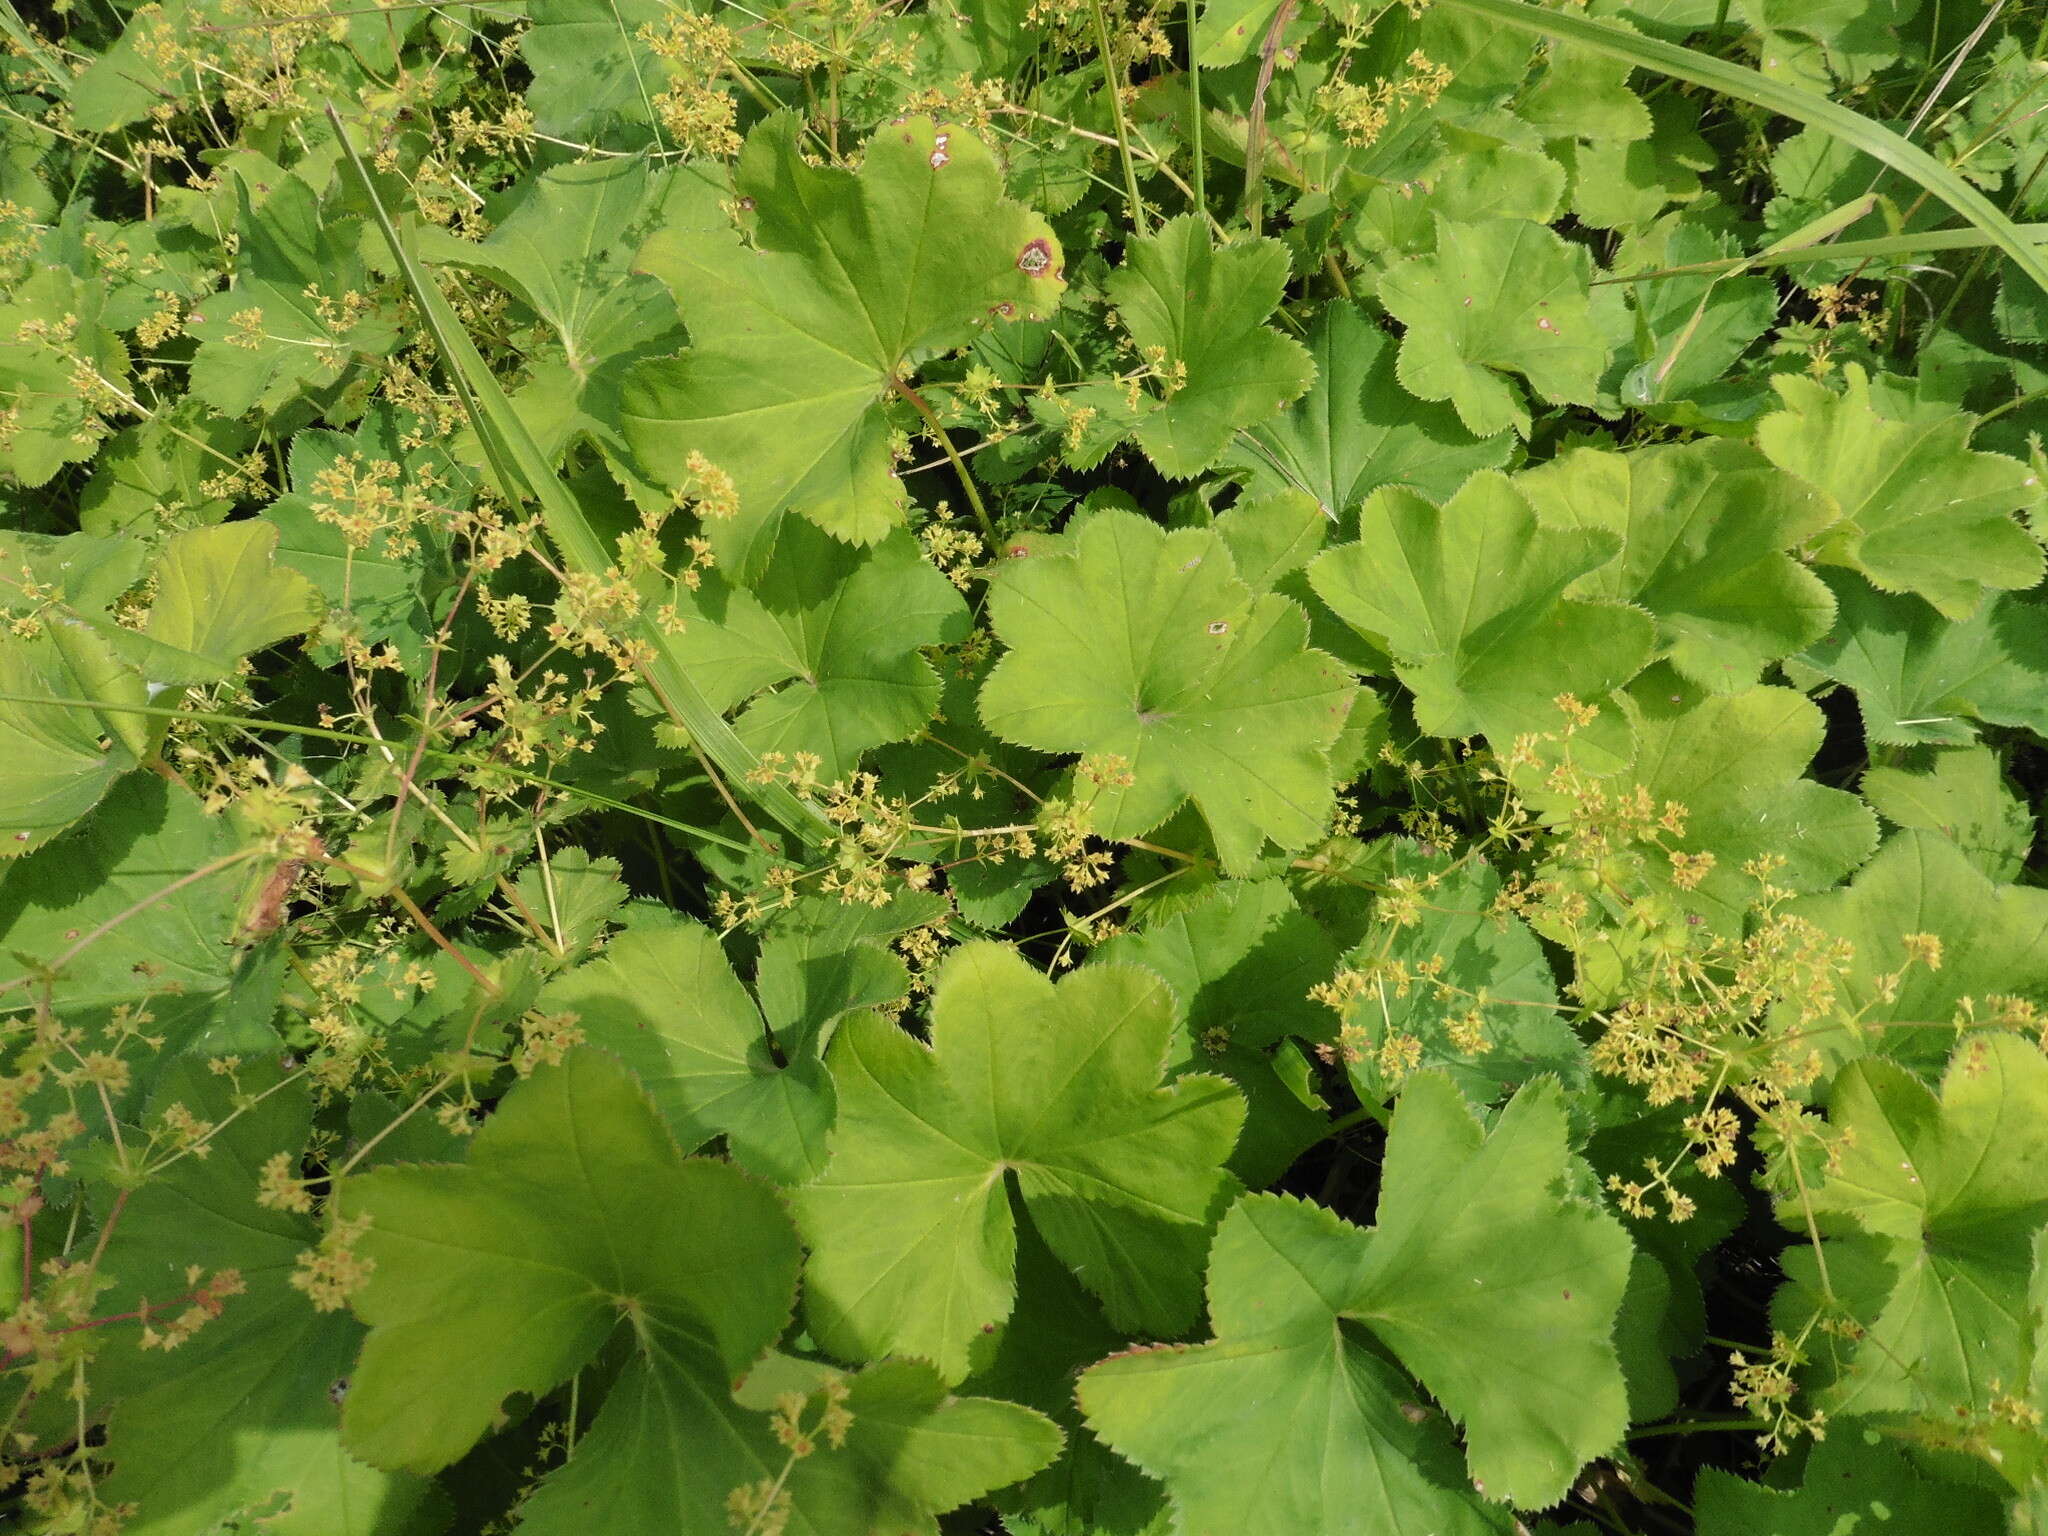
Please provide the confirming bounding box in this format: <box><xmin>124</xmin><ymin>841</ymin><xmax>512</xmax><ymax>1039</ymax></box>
<box><xmin>2</xmin><ymin>0</ymin><xmax>2048</xmax><ymax>1530</ymax></box>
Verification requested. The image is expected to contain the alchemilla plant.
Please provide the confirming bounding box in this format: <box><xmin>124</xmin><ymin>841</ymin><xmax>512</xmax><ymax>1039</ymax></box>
<box><xmin>1</xmin><ymin>0</ymin><xmax>2046</xmax><ymax>1529</ymax></box>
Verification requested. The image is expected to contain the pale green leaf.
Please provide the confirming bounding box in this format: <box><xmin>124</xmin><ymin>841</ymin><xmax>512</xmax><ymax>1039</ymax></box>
<box><xmin>1330</xmin><ymin>839</ymin><xmax>1582</xmax><ymax>1108</ymax></box>
<box><xmin>1861</xmin><ymin>748</ymin><xmax>2034</xmax><ymax>883</ymax></box>
<box><xmin>0</xmin><ymin>267</ymin><xmax>130</xmax><ymax>487</ymax></box>
<box><xmin>510</xmin><ymin>847</ymin><xmax>626</xmax><ymax>959</ymax></box>
<box><xmin>1080</xmin><ymin>1073</ymin><xmax>1631</xmax><ymax>1522</ymax></box>
<box><xmin>1107</xmin><ymin>216</ymin><xmax>1314</xmax><ymax>477</ymax></box>
<box><xmin>979</xmin><ymin>507</ymin><xmax>1355</xmax><ymax>873</ymax></box>
<box><xmin>79</xmin><ymin>406</ymin><xmax>250</xmax><ymax>535</ymax></box>
<box><xmin>800</xmin><ymin>943</ymin><xmax>1245</xmax><ymax>1381</ymax></box>
<box><xmin>1308</xmin><ymin>472</ymin><xmax>1654</xmax><ymax>748</ymax></box>
<box><xmin>1091</xmin><ymin>877</ymin><xmax>1336</xmax><ymax>1054</ymax></box>
<box><xmin>1798</xmin><ymin>572</ymin><xmax>2048</xmax><ymax>747</ymax></box>
<box><xmin>0</xmin><ymin>622</ymin><xmax>149</xmax><ymax>857</ymax></box>
<box><xmin>1517</xmin><ymin>439</ymin><xmax>1836</xmax><ymax>691</ymax></box>
<box><xmin>1781</xmin><ymin>831</ymin><xmax>2048</xmax><ymax>1075</ymax></box>
<box><xmin>1520</xmin><ymin>41</ymin><xmax>1652</xmax><ymax>142</ymax></box>
<box><xmin>1775</xmin><ymin>1034</ymin><xmax>2048</xmax><ymax>1420</ymax></box>
<box><xmin>426</xmin><ymin>157</ymin><xmax>676</xmax><ymax>378</ymax></box>
<box><xmin>1225</xmin><ymin>300</ymin><xmax>1511</xmax><ymax>518</ymax></box>
<box><xmin>659</xmin><ymin>521</ymin><xmax>968</xmax><ymax>782</ymax></box>
<box><xmin>1378</xmin><ymin>217</ymin><xmax>1608</xmax><ymax>437</ymax></box>
<box><xmin>1757</xmin><ymin>367</ymin><xmax>2045</xmax><ymax>619</ymax></box>
<box><xmin>1194</xmin><ymin>0</ymin><xmax>1286</xmax><ymax>66</ymax></box>
<box><xmin>623</xmin><ymin>116</ymin><xmax>1065</xmax><ymax>572</ymax></box>
<box><xmin>1612</xmin><ymin>675</ymin><xmax>1877</xmax><ymax>931</ymax></box>
<box><xmin>133</xmin><ymin>521</ymin><xmax>323</xmax><ymax>687</ymax></box>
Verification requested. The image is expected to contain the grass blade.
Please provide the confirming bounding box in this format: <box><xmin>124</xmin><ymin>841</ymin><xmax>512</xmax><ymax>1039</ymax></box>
<box><xmin>324</xmin><ymin>105</ymin><xmax>833</xmax><ymax>849</ymax></box>
<box><xmin>1597</xmin><ymin>221</ymin><xmax>2048</xmax><ymax>284</ymax></box>
<box><xmin>1437</xmin><ymin>0</ymin><xmax>2048</xmax><ymax>300</ymax></box>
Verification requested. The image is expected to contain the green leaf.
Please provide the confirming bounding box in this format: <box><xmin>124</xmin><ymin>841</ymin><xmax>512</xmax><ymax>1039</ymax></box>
<box><xmin>421</xmin><ymin>156</ymin><xmax>683</xmax><ymax>462</ymax></box>
<box><xmin>0</xmin><ymin>529</ymin><xmax>151</xmax><ymax>622</ymax></box>
<box><xmin>129</xmin><ymin>520</ymin><xmax>323</xmax><ymax>687</ymax></box>
<box><xmin>1091</xmin><ymin>877</ymin><xmax>1336</xmax><ymax>1054</ymax></box>
<box><xmin>0</xmin><ymin>621</ymin><xmax>150</xmax><ymax>857</ymax></box>
<box><xmin>1516</xmin><ymin>439</ymin><xmax>1837</xmax><ymax>691</ymax></box>
<box><xmin>1617</xmin><ymin>224</ymin><xmax>1775</xmax><ymax>402</ymax></box>
<box><xmin>518</xmin><ymin>0</ymin><xmax>672</xmax><ymax>145</ymax></box>
<box><xmin>1082</xmin><ymin>1195</ymin><xmax>1509</xmax><ymax>1536</ymax></box>
<box><xmin>1781</xmin><ymin>831</ymin><xmax>2048</xmax><ymax>1075</ymax></box>
<box><xmin>1106</xmin><ymin>216</ymin><xmax>1314</xmax><ymax>477</ymax></box>
<box><xmin>0</xmin><ymin>777</ymin><xmax>262</xmax><ymax>1078</ymax></box>
<box><xmin>660</xmin><ymin>521</ymin><xmax>968</xmax><ymax>783</ymax></box>
<box><xmin>1328</xmin><ymin>839</ymin><xmax>1583</xmax><ymax>1109</ymax></box>
<box><xmin>510</xmin><ymin>846</ymin><xmax>626</xmax><ymax>959</ymax></box>
<box><xmin>524</xmin><ymin>1352</ymin><xmax>1059</xmax><ymax>1535</ymax></box>
<box><xmin>1775</xmin><ymin>1033</ymin><xmax>2048</xmax><ymax>1420</ymax></box>
<box><xmin>623</xmin><ymin>116</ymin><xmax>1065</xmax><ymax>572</ymax></box>
<box><xmin>1520</xmin><ymin>40</ymin><xmax>1652</xmax><ymax>143</ymax></box>
<box><xmin>1861</xmin><ymin>747</ymin><xmax>2035</xmax><ymax>883</ymax></box>
<box><xmin>1696</xmin><ymin>1429</ymin><xmax>2005</xmax><ymax>1535</ymax></box>
<box><xmin>1091</xmin><ymin>877</ymin><xmax>1339</xmax><ymax>1184</ymax></box>
<box><xmin>1798</xmin><ymin>572</ymin><xmax>2048</xmax><ymax>748</ymax></box>
<box><xmin>1225</xmin><ymin>300</ymin><xmax>1512</xmax><ymax>517</ymax></box>
<box><xmin>1194</xmin><ymin>0</ymin><xmax>1287</xmax><ymax>66</ymax></box>
<box><xmin>967</xmin><ymin>1219</ymin><xmax>1168</xmax><ymax>1535</ymax></box>
<box><xmin>339</xmin><ymin>1047</ymin><xmax>799</xmax><ymax>1474</ymax></box>
<box><xmin>799</xmin><ymin>943</ymin><xmax>1245</xmax><ymax>1381</ymax></box>
<box><xmin>1757</xmin><ymin>367</ymin><xmax>2045</xmax><ymax>619</ymax></box>
<box><xmin>342</xmin><ymin>1047</ymin><xmax>1050</xmax><ymax>1527</ymax></box>
<box><xmin>328</xmin><ymin>109</ymin><xmax>834</xmax><ymax>851</ymax></box>
<box><xmin>1308</xmin><ymin>472</ymin><xmax>1654</xmax><ymax>748</ymax></box>
<box><xmin>0</xmin><ymin>266</ymin><xmax>130</xmax><ymax>487</ymax></box>
<box><xmin>67</xmin><ymin>0</ymin><xmax>222</xmax><ymax>132</ymax></box>
<box><xmin>1377</xmin><ymin>217</ymin><xmax>1608</xmax><ymax>437</ymax></box>
<box><xmin>78</xmin><ymin>406</ymin><xmax>250</xmax><ymax>536</ymax></box>
<box><xmin>1355</xmin><ymin>116</ymin><xmax>1567</xmax><ymax>253</ymax></box>
<box><xmin>536</xmin><ymin>896</ymin><xmax>938</xmax><ymax>1183</ymax></box>
<box><xmin>1430</xmin><ymin>0</ymin><xmax>2048</xmax><ymax>302</ymax></box>
<box><xmin>1080</xmin><ymin>1074</ymin><xmax>1632</xmax><ymax>1521</ymax></box>
<box><xmin>428</xmin><ymin>157</ymin><xmax>674</xmax><ymax>380</ymax></box>
<box><xmin>1356</xmin><ymin>1075</ymin><xmax>1631</xmax><ymax>1503</ymax></box>
<box><xmin>979</xmin><ymin>507</ymin><xmax>1355</xmax><ymax>873</ymax></box>
<box><xmin>95</xmin><ymin>1060</ymin><xmax>439</xmax><ymax>1536</ymax></box>
<box><xmin>1574</xmin><ymin>673</ymin><xmax>1879</xmax><ymax>935</ymax></box>
<box><xmin>264</xmin><ymin>406</ymin><xmax>461</xmax><ymax>667</ymax></box>
<box><xmin>189</xmin><ymin>176</ymin><xmax>398</xmax><ymax>418</ymax></box>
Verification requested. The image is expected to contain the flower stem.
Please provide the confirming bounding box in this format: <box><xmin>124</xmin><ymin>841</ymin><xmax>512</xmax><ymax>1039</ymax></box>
<box><xmin>1089</xmin><ymin>0</ymin><xmax>1148</xmax><ymax>233</ymax></box>
<box><xmin>895</xmin><ymin>381</ymin><xmax>998</xmax><ymax>545</ymax></box>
